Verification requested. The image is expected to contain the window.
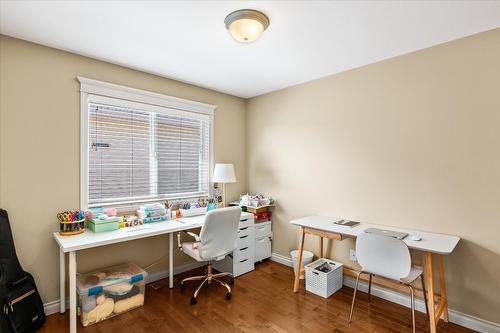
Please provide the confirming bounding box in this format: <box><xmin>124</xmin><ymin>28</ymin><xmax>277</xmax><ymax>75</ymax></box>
<box><xmin>79</xmin><ymin>77</ymin><xmax>214</xmax><ymax>208</ymax></box>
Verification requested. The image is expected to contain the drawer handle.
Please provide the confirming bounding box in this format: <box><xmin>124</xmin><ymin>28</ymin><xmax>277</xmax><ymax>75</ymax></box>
<box><xmin>240</xmin><ymin>259</ymin><xmax>248</xmax><ymax>263</ymax></box>
<box><xmin>257</xmin><ymin>238</ymin><xmax>265</xmax><ymax>243</ymax></box>
<box><xmin>240</xmin><ymin>247</ymin><xmax>248</xmax><ymax>251</ymax></box>
<box><xmin>257</xmin><ymin>226</ymin><xmax>265</xmax><ymax>230</ymax></box>
<box><xmin>240</xmin><ymin>235</ymin><xmax>248</xmax><ymax>239</ymax></box>
<box><xmin>240</xmin><ymin>218</ymin><xmax>248</xmax><ymax>222</ymax></box>
<box><xmin>240</xmin><ymin>227</ymin><xmax>249</xmax><ymax>231</ymax></box>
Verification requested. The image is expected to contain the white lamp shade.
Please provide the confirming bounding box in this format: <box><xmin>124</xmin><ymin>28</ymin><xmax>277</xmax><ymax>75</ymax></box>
<box><xmin>213</xmin><ymin>164</ymin><xmax>236</xmax><ymax>183</ymax></box>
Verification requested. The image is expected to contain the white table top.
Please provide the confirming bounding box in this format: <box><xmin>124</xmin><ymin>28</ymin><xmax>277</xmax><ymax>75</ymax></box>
<box><xmin>290</xmin><ymin>216</ymin><xmax>460</xmax><ymax>255</ymax></box>
<box><xmin>54</xmin><ymin>212</ymin><xmax>253</xmax><ymax>252</ymax></box>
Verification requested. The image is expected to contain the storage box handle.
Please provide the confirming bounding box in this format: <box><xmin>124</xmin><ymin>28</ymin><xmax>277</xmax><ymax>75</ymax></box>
<box><xmin>88</xmin><ymin>286</ymin><xmax>103</xmax><ymax>296</ymax></box>
<box><xmin>131</xmin><ymin>274</ymin><xmax>144</xmax><ymax>283</ymax></box>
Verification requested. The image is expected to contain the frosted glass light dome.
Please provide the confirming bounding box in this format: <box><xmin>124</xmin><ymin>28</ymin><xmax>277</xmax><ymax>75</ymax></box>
<box><xmin>225</xmin><ymin>9</ymin><xmax>269</xmax><ymax>43</ymax></box>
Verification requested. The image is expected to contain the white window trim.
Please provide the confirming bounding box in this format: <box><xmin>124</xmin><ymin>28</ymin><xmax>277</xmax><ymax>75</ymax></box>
<box><xmin>78</xmin><ymin>76</ymin><xmax>216</xmax><ymax>209</ymax></box>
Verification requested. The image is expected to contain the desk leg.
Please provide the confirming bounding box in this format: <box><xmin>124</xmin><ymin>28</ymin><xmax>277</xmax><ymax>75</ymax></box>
<box><xmin>69</xmin><ymin>251</ymin><xmax>77</xmax><ymax>333</ymax></box>
<box><xmin>437</xmin><ymin>255</ymin><xmax>449</xmax><ymax>322</ymax></box>
<box><xmin>169</xmin><ymin>233</ymin><xmax>174</xmax><ymax>289</ymax></box>
<box><xmin>425</xmin><ymin>252</ymin><xmax>437</xmax><ymax>333</ymax></box>
<box><xmin>293</xmin><ymin>227</ymin><xmax>305</xmax><ymax>292</ymax></box>
<box><xmin>59</xmin><ymin>249</ymin><xmax>65</xmax><ymax>314</ymax></box>
<box><xmin>319</xmin><ymin>237</ymin><xmax>323</xmax><ymax>258</ymax></box>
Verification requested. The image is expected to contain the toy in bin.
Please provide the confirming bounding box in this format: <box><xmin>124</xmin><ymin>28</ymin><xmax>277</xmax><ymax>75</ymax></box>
<box><xmin>77</xmin><ymin>263</ymin><xmax>147</xmax><ymax>327</ymax></box>
<box><xmin>57</xmin><ymin>210</ymin><xmax>85</xmax><ymax>236</ymax></box>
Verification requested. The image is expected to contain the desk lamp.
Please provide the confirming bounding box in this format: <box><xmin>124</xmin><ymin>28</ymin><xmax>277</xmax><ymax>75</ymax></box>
<box><xmin>212</xmin><ymin>164</ymin><xmax>236</xmax><ymax>207</ymax></box>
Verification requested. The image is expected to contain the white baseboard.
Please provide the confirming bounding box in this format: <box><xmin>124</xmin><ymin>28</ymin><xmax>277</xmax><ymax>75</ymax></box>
<box><xmin>43</xmin><ymin>261</ymin><xmax>205</xmax><ymax>316</ymax></box>
<box><xmin>270</xmin><ymin>252</ymin><xmax>500</xmax><ymax>333</ymax></box>
<box><xmin>43</xmin><ymin>299</ymin><xmax>62</xmax><ymax>316</ymax></box>
<box><xmin>270</xmin><ymin>252</ymin><xmax>294</xmax><ymax>267</ymax></box>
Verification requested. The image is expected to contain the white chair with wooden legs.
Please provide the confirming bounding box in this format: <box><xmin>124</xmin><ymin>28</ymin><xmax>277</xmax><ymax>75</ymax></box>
<box><xmin>177</xmin><ymin>206</ymin><xmax>241</xmax><ymax>304</ymax></box>
<box><xmin>348</xmin><ymin>233</ymin><xmax>429</xmax><ymax>333</ymax></box>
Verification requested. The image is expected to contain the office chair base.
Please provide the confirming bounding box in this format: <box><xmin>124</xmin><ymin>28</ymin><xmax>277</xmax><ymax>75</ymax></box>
<box><xmin>180</xmin><ymin>262</ymin><xmax>233</xmax><ymax>304</ymax></box>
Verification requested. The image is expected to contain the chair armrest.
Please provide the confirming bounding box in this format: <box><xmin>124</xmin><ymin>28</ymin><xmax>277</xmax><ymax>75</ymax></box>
<box><xmin>186</xmin><ymin>231</ymin><xmax>201</xmax><ymax>242</ymax></box>
<box><xmin>177</xmin><ymin>232</ymin><xmax>183</xmax><ymax>250</ymax></box>
<box><xmin>177</xmin><ymin>231</ymin><xmax>201</xmax><ymax>251</ymax></box>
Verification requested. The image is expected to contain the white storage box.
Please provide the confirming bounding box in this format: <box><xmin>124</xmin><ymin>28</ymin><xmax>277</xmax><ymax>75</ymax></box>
<box><xmin>305</xmin><ymin>258</ymin><xmax>343</xmax><ymax>298</ymax></box>
<box><xmin>180</xmin><ymin>207</ymin><xmax>207</xmax><ymax>217</ymax></box>
<box><xmin>76</xmin><ymin>262</ymin><xmax>147</xmax><ymax>327</ymax></box>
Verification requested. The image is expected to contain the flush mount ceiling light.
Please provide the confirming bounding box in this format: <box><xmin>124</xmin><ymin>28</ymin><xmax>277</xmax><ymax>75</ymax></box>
<box><xmin>224</xmin><ymin>9</ymin><xmax>270</xmax><ymax>43</ymax></box>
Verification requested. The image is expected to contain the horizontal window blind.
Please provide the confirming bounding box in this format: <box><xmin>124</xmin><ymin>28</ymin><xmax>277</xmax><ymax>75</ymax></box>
<box><xmin>88</xmin><ymin>100</ymin><xmax>210</xmax><ymax>206</ymax></box>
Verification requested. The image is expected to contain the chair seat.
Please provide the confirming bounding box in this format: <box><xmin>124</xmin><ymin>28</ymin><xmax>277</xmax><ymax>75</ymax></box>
<box><xmin>400</xmin><ymin>266</ymin><xmax>423</xmax><ymax>284</ymax></box>
<box><xmin>182</xmin><ymin>242</ymin><xmax>226</xmax><ymax>262</ymax></box>
<box><xmin>182</xmin><ymin>242</ymin><xmax>203</xmax><ymax>262</ymax></box>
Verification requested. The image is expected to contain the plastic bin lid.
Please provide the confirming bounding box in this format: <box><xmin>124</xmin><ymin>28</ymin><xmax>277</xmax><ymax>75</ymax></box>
<box><xmin>76</xmin><ymin>262</ymin><xmax>147</xmax><ymax>296</ymax></box>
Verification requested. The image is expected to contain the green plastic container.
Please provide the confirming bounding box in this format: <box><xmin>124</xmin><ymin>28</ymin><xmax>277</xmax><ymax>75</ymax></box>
<box><xmin>87</xmin><ymin>219</ymin><xmax>119</xmax><ymax>233</ymax></box>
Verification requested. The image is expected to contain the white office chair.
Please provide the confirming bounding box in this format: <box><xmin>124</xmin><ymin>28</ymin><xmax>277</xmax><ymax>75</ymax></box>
<box><xmin>349</xmin><ymin>232</ymin><xmax>429</xmax><ymax>333</ymax></box>
<box><xmin>177</xmin><ymin>206</ymin><xmax>241</xmax><ymax>304</ymax></box>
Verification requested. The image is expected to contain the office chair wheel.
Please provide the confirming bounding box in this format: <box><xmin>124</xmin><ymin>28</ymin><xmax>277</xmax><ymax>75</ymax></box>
<box><xmin>190</xmin><ymin>297</ymin><xmax>197</xmax><ymax>305</ymax></box>
<box><xmin>229</xmin><ymin>278</ymin><xmax>234</xmax><ymax>285</ymax></box>
<box><xmin>180</xmin><ymin>283</ymin><xmax>186</xmax><ymax>290</ymax></box>
<box><xmin>225</xmin><ymin>292</ymin><xmax>232</xmax><ymax>300</ymax></box>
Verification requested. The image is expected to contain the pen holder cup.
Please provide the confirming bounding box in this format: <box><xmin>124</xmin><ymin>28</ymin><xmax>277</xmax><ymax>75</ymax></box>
<box><xmin>59</xmin><ymin>219</ymin><xmax>85</xmax><ymax>236</ymax></box>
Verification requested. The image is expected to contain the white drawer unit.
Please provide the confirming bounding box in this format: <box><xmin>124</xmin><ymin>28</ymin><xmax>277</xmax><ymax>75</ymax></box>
<box><xmin>254</xmin><ymin>221</ymin><xmax>272</xmax><ymax>263</ymax></box>
<box><xmin>213</xmin><ymin>212</ymin><xmax>255</xmax><ymax>277</ymax></box>
<box><xmin>255</xmin><ymin>222</ymin><xmax>272</xmax><ymax>239</ymax></box>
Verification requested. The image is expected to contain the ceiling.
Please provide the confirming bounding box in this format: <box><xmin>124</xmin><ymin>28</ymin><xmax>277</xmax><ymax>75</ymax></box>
<box><xmin>1</xmin><ymin>1</ymin><xmax>499</xmax><ymax>98</ymax></box>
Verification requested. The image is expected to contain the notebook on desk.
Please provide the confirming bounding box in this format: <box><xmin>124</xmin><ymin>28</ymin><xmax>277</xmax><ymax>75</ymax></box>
<box><xmin>333</xmin><ymin>220</ymin><xmax>360</xmax><ymax>227</ymax></box>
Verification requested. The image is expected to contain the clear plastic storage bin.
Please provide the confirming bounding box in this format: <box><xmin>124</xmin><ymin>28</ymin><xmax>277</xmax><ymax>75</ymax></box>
<box><xmin>305</xmin><ymin>258</ymin><xmax>343</xmax><ymax>298</ymax></box>
<box><xmin>76</xmin><ymin>262</ymin><xmax>147</xmax><ymax>327</ymax></box>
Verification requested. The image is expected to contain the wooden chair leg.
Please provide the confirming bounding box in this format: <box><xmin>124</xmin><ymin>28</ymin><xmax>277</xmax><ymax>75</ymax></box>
<box><xmin>348</xmin><ymin>271</ymin><xmax>363</xmax><ymax>323</ymax></box>
<box><xmin>407</xmin><ymin>285</ymin><xmax>416</xmax><ymax>333</ymax></box>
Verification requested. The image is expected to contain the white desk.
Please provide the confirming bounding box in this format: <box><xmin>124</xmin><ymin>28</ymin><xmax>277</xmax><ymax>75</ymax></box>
<box><xmin>290</xmin><ymin>216</ymin><xmax>460</xmax><ymax>333</ymax></box>
<box><xmin>54</xmin><ymin>213</ymin><xmax>252</xmax><ymax>333</ymax></box>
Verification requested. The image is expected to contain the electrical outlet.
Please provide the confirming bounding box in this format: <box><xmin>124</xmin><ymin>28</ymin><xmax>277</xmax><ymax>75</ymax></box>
<box><xmin>349</xmin><ymin>249</ymin><xmax>357</xmax><ymax>262</ymax></box>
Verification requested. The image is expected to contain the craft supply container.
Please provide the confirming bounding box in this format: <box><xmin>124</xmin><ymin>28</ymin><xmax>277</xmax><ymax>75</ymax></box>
<box><xmin>305</xmin><ymin>258</ymin><xmax>343</xmax><ymax>298</ymax></box>
<box><xmin>59</xmin><ymin>219</ymin><xmax>85</xmax><ymax>236</ymax></box>
<box><xmin>76</xmin><ymin>262</ymin><xmax>147</xmax><ymax>327</ymax></box>
<box><xmin>87</xmin><ymin>217</ymin><xmax>120</xmax><ymax>233</ymax></box>
<box><xmin>179</xmin><ymin>207</ymin><xmax>207</xmax><ymax>217</ymax></box>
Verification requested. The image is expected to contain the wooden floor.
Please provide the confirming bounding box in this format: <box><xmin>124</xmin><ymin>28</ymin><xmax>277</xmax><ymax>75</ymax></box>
<box><xmin>41</xmin><ymin>261</ymin><xmax>474</xmax><ymax>333</ymax></box>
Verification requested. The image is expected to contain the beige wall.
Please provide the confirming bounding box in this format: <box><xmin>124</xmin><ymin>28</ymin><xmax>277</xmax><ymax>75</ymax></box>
<box><xmin>1</xmin><ymin>27</ymin><xmax>499</xmax><ymax>323</ymax></box>
<box><xmin>0</xmin><ymin>35</ymin><xmax>247</xmax><ymax>303</ymax></box>
<box><xmin>247</xmin><ymin>28</ymin><xmax>500</xmax><ymax>322</ymax></box>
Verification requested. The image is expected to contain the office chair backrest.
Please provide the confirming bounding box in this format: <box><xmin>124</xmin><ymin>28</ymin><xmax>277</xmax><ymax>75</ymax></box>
<box><xmin>356</xmin><ymin>232</ymin><xmax>411</xmax><ymax>281</ymax></box>
<box><xmin>199</xmin><ymin>206</ymin><xmax>241</xmax><ymax>260</ymax></box>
